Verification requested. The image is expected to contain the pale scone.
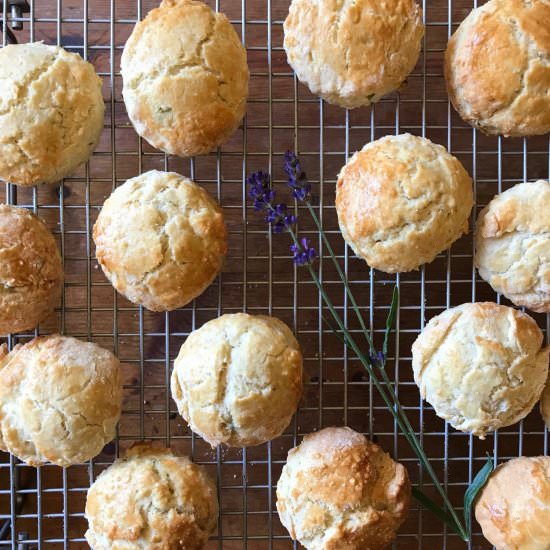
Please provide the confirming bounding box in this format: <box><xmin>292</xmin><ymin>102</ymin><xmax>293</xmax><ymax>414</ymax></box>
<box><xmin>121</xmin><ymin>0</ymin><xmax>249</xmax><ymax>157</ymax></box>
<box><xmin>171</xmin><ymin>313</ymin><xmax>303</xmax><ymax>447</ymax></box>
<box><xmin>283</xmin><ymin>0</ymin><xmax>424</xmax><ymax>109</ymax></box>
<box><xmin>93</xmin><ymin>170</ymin><xmax>227</xmax><ymax>312</ymax></box>
<box><xmin>0</xmin><ymin>335</ymin><xmax>122</xmax><ymax>467</ymax></box>
<box><xmin>475</xmin><ymin>180</ymin><xmax>550</xmax><ymax>313</ymax></box>
<box><xmin>335</xmin><ymin>134</ymin><xmax>473</xmax><ymax>273</ymax></box>
<box><xmin>412</xmin><ymin>302</ymin><xmax>549</xmax><ymax>439</ymax></box>
<box><xmin>276</xmin><ymin>427</ymin><xmax>410</xmax><ymax>550</ymax></box>
<box><xmin>475</xmin><ymin>456</ymin><xmax>550</xmax><ymax>549</ymax></box>
<box><xmin>0</xmin><ymin>205</ymin><xmax>63</xmax><ymax>334</ymax></box>
<box><xmin>0</xmin><ymin>42</ymin><xmax>104</xmax><ymax>186</ymax></box>
<box><xmin>85</xmin><ymin>444</ymin><xmax>218</xmax><ymax>550</ymax></box>
<box><xmin>445</xmin><ymin>0</ymin><xmax>550</xmax><ymax>137</ymax></box>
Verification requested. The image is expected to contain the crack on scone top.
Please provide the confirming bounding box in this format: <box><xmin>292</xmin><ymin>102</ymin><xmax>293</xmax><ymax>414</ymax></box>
<box><xmin>125</xmin><ymin>11</ymin><xmax>238</xmax><ymax>111</ymax></box>
<box><xmin>476</xmin><ymin>10</ymin><xmax>550</xmax><ymax>130</ymax></box>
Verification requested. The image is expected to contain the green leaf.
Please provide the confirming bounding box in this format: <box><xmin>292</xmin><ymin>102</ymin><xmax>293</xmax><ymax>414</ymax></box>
<box><xmin>464</xmin><ymin>454</ymin><xmax>494</xmax><ymax>537</ymax></box>
<box><xmin>382</xmin><ymin>286</ymin><xmax>399</xmax><ymax>359</ymax></box>
<box><xmin>412</xmin><ymin>487</ymin><xmax>468</xmax><ymax>541</ymax></box>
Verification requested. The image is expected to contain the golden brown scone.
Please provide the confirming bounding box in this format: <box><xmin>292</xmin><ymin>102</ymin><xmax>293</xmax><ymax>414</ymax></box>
<box><xmin>0</xmin><ymin>42</ymin><xmax>104</xmax><ymax>186</ymax></box>
<box><xmin>283</xmin><ymin>0</ymin><xmax>423</xmax><ymax>109</ymax></box>
<box><xmin>475</xmin><ymin>180</ymin><xmax>550</xmax><ymax>313</ymax></box>
<box><xmin>412</xmin><ymin>302</ymin><xmax>549</xmax><ymax>439</ymax></box>
<box><xmin>93</xmin><ymin>170</ymin><xmax>227</xmax><ymax>312</ymax></box>
<box><xmin>445</xmin><ymin>0</ymin><xmax>550</xmax><ymax>137</ymax></box>
<box><xmin>0</xmin><ymin>205</ymin><xmax>63</xmax><ymax>334</ymax></box>
<box><xmin>335</xmin><ymin>134</ymin><xmax>473</xmax><ymax>273</ymax></box>
<box><xmin>121</xmin><ymin>0</ymin><xmax>249</xmax><ymax>157</ymax></box>
<box><xmin>540</xmin><ymin>373</ymin><xmax>550</xmax><ymax>429</ymax></box>
<box><xmin>276</xmin><ymin>427</ymin><xmax>410</xmax><ymax>550</ymax></box>
<box><xmin>171</xmin><ymin>313</ymin><xmax>303</xmax><ymax>447</ymax></box>
<box><xmin>0</xmin><ymin>335</ymin><xmax>122</xmax><ymax>467</ymax></box>
<box><xmin>85</xmin><ymin>444</ymin><xmax>218</xmax><ymax>550</ymax></box>
<box><xmin>475</xmin><ymin>456</ymin><xmax>550</xmax><ymax>549</ymax></box>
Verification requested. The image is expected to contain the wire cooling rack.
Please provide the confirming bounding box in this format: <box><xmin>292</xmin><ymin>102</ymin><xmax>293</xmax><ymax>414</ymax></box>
<box><xmin>1</xmin><ymin>0</ymin><xmax>549</xmax><ymax>548</ymax></box>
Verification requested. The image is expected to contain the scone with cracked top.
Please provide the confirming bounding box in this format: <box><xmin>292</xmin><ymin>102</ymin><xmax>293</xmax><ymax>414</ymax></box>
<box><xmin>0</xmin><ymin>335</ymin><xmax>122</xmax><ymax>467</ymax></box>
<box><xmin>93</xmin><ymin>170</ymin><xmax>227</xmax><ymax>312</ymax></box>
<box><xmin>475</xmin><ymin>180</ymin><xmax>550</xmax><ymax>313</ymax></box>
<box><xmin>85</xmin><ymin>444</ymin><xmax>218</xmax><ymax>550</ymax></box>
<box><xmin>171</xmin><ymin>313</ymin><xmax>303</xmax><ymax>447</ymax></box>
<box><xmin>412</xmin><ymin>302</ymin><xmax>549</xmax><ymax>439</ymax></box>
<box><xmin>445</xmin><ymin>0</ymin><xmax>550</xmax><ymax>137</ymax></box>
<box><xmin>335</xmin><ymin>134</ymin><xmax>473</xmax><ymax>273</ymax></box>
<box><xmin>121</xmin><ymin>0</ymin><xmax>249</xmax><ymax>157</ymax></box>
<box><xmin>283</xmin><ymin>0</ymin><xmax>424</xmax><ymax>109</ymax></box>
<box><xmin>276</xmin><ymin>427</ymin><xmax>411</xmax><ymax>550</ymax></box>
<box><xmin>475</xmin><ymin>456</ymin><xmax>550</xmax><ymax>550</ymax></box>
<box><xmin>0</xmin><ymin>205</ymin><xmax>63</xmax><ymax>335</ymax></box>
<box><xmin>0</xmin><ymin>42</ymin><xmax>104</xmax><ymax>186</ymax></box>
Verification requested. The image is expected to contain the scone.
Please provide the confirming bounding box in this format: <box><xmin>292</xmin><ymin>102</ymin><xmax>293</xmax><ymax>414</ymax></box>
<box><xmin>0</xmin><ymin>205</ymin><xmax>63</xmax><ymax>334</ymax></box>
<box><xmin>283</xmin><ymin>0</ymin><xmax>424</xmax><ymax>109</ymax></box>
<box><xmin>85</xmin><ymin>444</ymin><xmax>218</xmax><ymax>550</ymax></box>
<box><xmin>475</xmin><ymin>456</ymin><xmax>550</xmax><ymax>549</ymax></box>
<box><xmin>93</xmin><ymin>170</ymin><xmax>227</xmax><ymax>312</ymax></box>
<box><xmin>475</xmin><ymin>180</ymin><xmax>550</xmax><ymax>313</ymax></box>
<box><xmin>276</xmin><ymin>427</ymin><xmax>410</xmax><ymax>550</ymax></box>
<box><xmin>121</xmin><ymin>0</ymin><xmax>249</xmax><ymax>157</ymax></box>
<box><xmin>0</xmin><ymin>42</ymin><xmax>104</xmax><ymax>186</ymax></box>
<box><xmin>335</xmin><ymin>134</ymin><xmax>473</xmax><ymax>273</ymax></box>
<box><xmin>445</xmin><ymin>0</ymin><xmax>550</xmax><ymax>137</ymax></box>
<box><xmin>0</xmin><ymin>335</ymin><xmax>122</xmax><ymax>466</ymax></box>
<box><xmin>412</xmin><ymin>302</ymin><xmax>549</xmax><ymax>439</ymax></box>
<box><xmin>171</xmin><ymin>313</ymin><xmax>303</xmax><ymax>447</ymax></box>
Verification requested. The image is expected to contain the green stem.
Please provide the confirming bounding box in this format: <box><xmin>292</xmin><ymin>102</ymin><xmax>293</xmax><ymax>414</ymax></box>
<box><xmin>288</xmin><ymin>228</ymin><xmax>468</xmax><ymax>541</ymax></box>
<box><xmin>305</xmin><ymin>202</ymin><xmax>376</xmax><ymax>354</ymax></box>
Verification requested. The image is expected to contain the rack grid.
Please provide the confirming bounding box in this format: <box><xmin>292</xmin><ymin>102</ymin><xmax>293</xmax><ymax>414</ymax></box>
<box><xmin>1</xmin><ymin>0</ymin><xmax>549</xmax><ymax>548</ymax></box>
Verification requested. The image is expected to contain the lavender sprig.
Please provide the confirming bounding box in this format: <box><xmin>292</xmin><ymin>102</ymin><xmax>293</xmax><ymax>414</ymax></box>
<box><xmin>284</xmin><ymin>150</ymin><xmax>311</xmax><ymax>201</ymax></box>
<box><xmin>291</xmin><ymin>237</ymin><xmax>316</xmax><ymax>266</ymax></box>
<box><xmin>246</xmin><ymin>152</ymin><xmax>492</xmax><ymax>543</ymax></box>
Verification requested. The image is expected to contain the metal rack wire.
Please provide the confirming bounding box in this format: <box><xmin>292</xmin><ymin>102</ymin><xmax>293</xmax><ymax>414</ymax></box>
<box><xmin>1</xmin><ymin>0</ymin><xmax>549</xmax><ymax>548</ymax></box>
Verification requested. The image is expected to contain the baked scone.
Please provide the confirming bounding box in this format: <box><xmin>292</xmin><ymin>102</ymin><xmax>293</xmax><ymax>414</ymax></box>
<box><xmin>475</xmin><ymin>456</ymin><xmax>550</xmax><ymax>549</ymax></box>
<box><xmin>283</xmin><ymin>0</ymin><xmax>424</xmax><ymax>109</ymax></box>
<box><xmin>475</xmin><ymin>180</ymin><xmax>550</xmax><ymax>313</ymax></box>
<box><xmin>0</xmin><ymin>335</ymin><xmax>122</xmax><ymax>466</ymax></box>
<box><xmin>0</xmin><ymin>42</ymin><xmax>104</xmax><ymax>186</ymax></box>
<box><xmin>412</xmin><ymin>302</ymin><xmax>549</xmax><ymax>439</ymax></box>
<box><xmin>85</xmin><ymin>444</ymin><xmax>218</xmax><ymax>550</ymax></box>
<box><xmin>121</xmin><ymin>0</ymin><xmax>249</xmax><ymax>157</ymax></box>
<box><xmin>445</xmin><ymin>0</ymin><xmax>550</xmax><ymax>137</ymax></box>
<box><xmin>335</xmin><ymin>134</ymin><xmax>473</xmax><ymax>273</ymax></box>
<box><xmin>539</xmin><ymin>373</ymin><xmax>550</xmax><ymax>430</ymax></box>
<box><xmin>93</xmin><ymin>170</ymin><xmax>227</xmax><ymax>312</ymax></box>
<box><xmin>276</xmin><ymin>427</ymin><xmax>411</xmax><ymax>550</ymax></box>
<box><xmin>171</xmin><ymin>313</ymin><xmax>303</xmax><ymax>447</ymax></box>
<box><xmin>0</xmin><ymin>205</ymin><xmax>63</xmax><ymax>334</ymax></box>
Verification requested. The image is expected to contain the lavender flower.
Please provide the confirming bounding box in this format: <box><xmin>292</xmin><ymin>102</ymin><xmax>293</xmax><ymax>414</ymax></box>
<box><xmin>284</xmin><ymin>151</ymin><xmax>311</xmax><ymax>201</ymax></box>
<box><xmin>291</xmin><ymin>237</ymin><xmax>317</xmax><ymax>265</ymax></box>
<box><xmin>247</xmin><ymin>170</ymin><xmax>296</xmax><ymax>233</ymax></box>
